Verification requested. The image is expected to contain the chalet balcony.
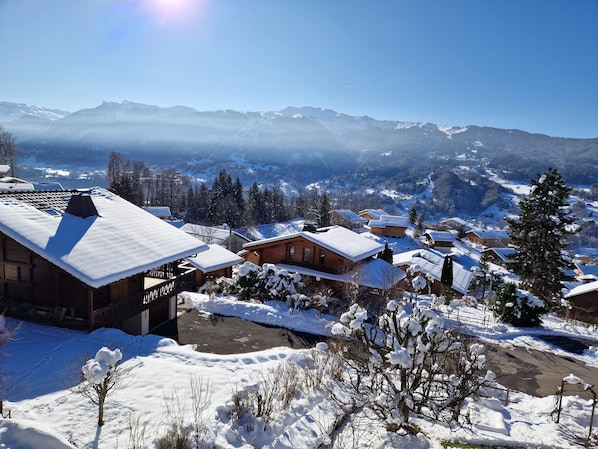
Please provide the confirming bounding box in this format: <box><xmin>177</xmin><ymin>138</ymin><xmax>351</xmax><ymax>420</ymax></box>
<box><xmin>91</xmin><ymin>265</ymin><xmax>196</xmax><ymax>331</ymax></box>
<box><xmin>0</xmin><ymin>265</ymin><xmax>197</xmax><ymax>332</ymax></box>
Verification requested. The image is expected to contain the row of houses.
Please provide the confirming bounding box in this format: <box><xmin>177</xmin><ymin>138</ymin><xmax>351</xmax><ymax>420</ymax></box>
<box><xmin>0</xmin><ymin>188</ymin><xmax>471</xmax><ymax>335</ymax></box>
<box><xmin>2</xmin><ymin>184</ymin><xmax>596</xmax><ymax>335</ymax></box>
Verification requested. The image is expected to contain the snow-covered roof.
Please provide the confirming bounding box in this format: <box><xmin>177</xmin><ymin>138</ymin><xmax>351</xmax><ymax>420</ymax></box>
<box><xmin>439</xmin><ymin>217</ymin><xmax>470</xmax><ymax>227</ymax></box>
<box><xmin>331</xmin><ymin>209</ymin><xmax>368</xmax><ymax>225</ymax></box>
<box><xmin>467</xmin><ymin>229</ymin><xmax>510</xmax><ymax>239</ymax></box>
<box><xmin>359</xmin><ymin>209</ymin><xmax>389</xmax><ymax>220</ymax></box>
<box><xmin>244</xmin><ymin>225</ymin><xmax>383</xmax><ymax>262</ymax></box>
<box><xmin>424</xmin><ymin>229</ymin><xmax>456</xmax><ymax>243</ymax></box>
<box><xmin>369</xmin><ymin>215</ymin><xmax>410</xmax><ymax>229</ymax></box>
<box><xmin>483</xmin><ymin>247</ymin><xmax>516</xmax><ymax>262</ymax></box>
<box><xmin>186</xmin><ymin>244</ymin><xmax>243</xmax><ymax>273</ymax></box>
<box><xmin>182</xmin><ymin>223</ymin><xmax>232</xmax><ymax>245</ymax></box>
<box><xmin>0</xmin><ymin>177</ymin><xmax>34</xmax><ymax>191</ymax></box>
<box><xmin>575</xmin><ymin>264</ymin><xmax>598</xmax><ymax>277</ymax></box>
<box><xmin>276</xmin><ymin>258</ymin><xmax>405</xmax><ymax>290</ymax></box>
<box><xmin>393</xmin><ymin>249</ymin><xmax>472</xmax><ymax>294</ymax></box>
<box><xmin>143</xmin><ymin>206</ymin><xmax>172</xmax><ymax>218</ymax></box>
<box><xmin>238</xmin><ymin>218</ymin><xmax>305</xmax><ymax>241</ymax></box>
<box><xmin>565</xmin><ymin>281</ymin><xmax>598</xmax><ymax>299</ymax></box>
<box><xmin>0</xmin><ymin>188</ymin><xmax>207</xmax><ymax>289</ymax></box>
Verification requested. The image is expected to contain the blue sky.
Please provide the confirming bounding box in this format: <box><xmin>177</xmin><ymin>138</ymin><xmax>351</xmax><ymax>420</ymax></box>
<box><xmin>0</xmin><ymin>0</ymin><xmax>596</xmax><ymax>138</ymax></box>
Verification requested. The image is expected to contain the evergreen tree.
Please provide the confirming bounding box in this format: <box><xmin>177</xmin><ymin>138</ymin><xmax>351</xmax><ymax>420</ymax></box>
<box><xmin>245</xmin><ymin>182</ymin><xmax>262</xmax><ymax>225</ymax></box>
<box><xmin>270</xmin><ymin>185</ymin><xmax>287</xmax><ymax>223</ymax></box>
<box><xmin>408</xmin><ymin>205</ymin><xmax>417</xmax><ymax>225</ymax></box>
<box><xmin>506</xmin><ymin>168</ymin><xmax>578</xmax><ymax>309</ymax></box>
<box><xmin>319</xmin><ymin>192</ymin><xmax>331</xmax><ymax>227</ymax></box>
<box><xmin>378</xmin><ymin>242</ymin><xmax>393</xmax><ymax>264</ymax></box>
<box><xmin>232</xmin><ymin>176</ymin><xmax>245</xmax><ymax>227</ymax></box>
<box><xmin>478</xmin><ymin>252</ymin><xmax>491</xmax><ymax>301</ymax></box>
<box><xmin>293</xmin><ymin>191</ymin><xmax>308</xmax><ymax>218</ymax></box>
<box><xmin>109</xmin><ymin>174</ymin><xmax>136</xmax><ymax>204</ymax></box>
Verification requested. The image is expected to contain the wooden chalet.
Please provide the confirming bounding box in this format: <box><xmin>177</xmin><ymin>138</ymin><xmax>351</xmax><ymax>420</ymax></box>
<box><xmin>185</xmin><ymin>244</ymin><xmax>243</xmax><ymax>286</ymax></box>
<box><xmin>481</xmin><ymin>247</ymin><xmax>517</xmax><ymax>268</ymax></box>
<box><xmin>564</xmin><ymin>281</ymin><xmax>598</xmax><ymax>325</ymax></box>
<box><xmin>423</xmin><ymin>230</ymin><xmax>456</xmax><ymax>252</ymax></box>
<box><xmin>329</xmin><ymin>209</ymin><xmax>367</xmax><ymax>232</ymax></box>
<box><xmin>241</xmin><ymin>225</ymin><xmax>405</xmax><ymax>300</ymax></box>
<box><xmin>358</xmin><ymin>209</ymin><xmax>390</xmax><ymax>221</ymax></box>
<box><xmin>181</xmin><ymin>223</ymin><xmax>251</xmax><ymax>253</ymax></box>
<box><xmin>465</xmin><ymin>229</ymin><xmax>511</xmax><ymax>248</ymax></box>
<box><xmin>368</xmin><ymin>215</ymin><xmax>410</xmax><ymax>238</ymax></box>
<box><xmin>573</xmin><ymin>263</ymin><xmax>598</xmax><ymax>283</ymax></box>
<box><xmin>393</xmin><ymin>249</ymin><xmax>473</xmax><ymax>297</ymax></box>
<box><xmin>439</xmin><ymin>217</ymin><xmax>472</xmax><ymax>231</ymax></box>
<box><xmin>0</xmin><ymin>188</ymin><xmax>206</xmax><ymax>335</ymax></box>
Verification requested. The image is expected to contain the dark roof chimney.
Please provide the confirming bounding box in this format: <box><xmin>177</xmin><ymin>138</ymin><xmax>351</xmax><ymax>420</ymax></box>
<box><xmin>66</xmin><ymin>194</ymin><xmax>98</xmax><ymax>218</ymax></box>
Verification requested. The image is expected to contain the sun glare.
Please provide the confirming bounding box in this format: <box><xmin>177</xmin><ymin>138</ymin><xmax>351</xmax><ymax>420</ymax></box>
<box><xmin>142</xmin><ymin>0</ymin><xmax>203</xmax><ymax>27</ymax></box>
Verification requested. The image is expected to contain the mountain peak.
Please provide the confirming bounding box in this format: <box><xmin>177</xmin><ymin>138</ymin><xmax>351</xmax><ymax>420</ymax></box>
<box><xmin>0</xmin><ymin>101</ymin><xmax>70</xmax><ymax>122</ymax></box>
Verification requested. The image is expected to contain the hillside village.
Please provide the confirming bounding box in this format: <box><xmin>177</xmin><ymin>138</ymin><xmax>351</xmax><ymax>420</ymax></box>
<box><xmin>1</xmin><ymin>164</ymin><xmax>598</xmax><ymax>448</ymax></box>
<box><xmin>2</xmin><ymin>168</ymin><xmax>597</xmax><ymax>337</ymax></box>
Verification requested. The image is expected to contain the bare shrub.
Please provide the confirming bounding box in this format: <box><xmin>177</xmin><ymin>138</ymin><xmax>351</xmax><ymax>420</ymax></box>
<box><xmin>156</xmin><ymin>376</ymin><xmax>213</xmax><ymax>449</ymax></box>
<box><xmin>126</xmin><ymin>414</ymin><xmax>149</xmax><ymax>449</ymax></box>
<box><xmin>227</xmin><ymin>358</ymin><xmax>304</xmax><ymax>431</ymax></box>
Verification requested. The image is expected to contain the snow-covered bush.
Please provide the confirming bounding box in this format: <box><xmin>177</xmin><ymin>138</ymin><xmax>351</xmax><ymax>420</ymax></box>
<box><xmin>0</xmin><ymin>314</ymin><xmax>19</xmax><ymax>349</ymax></box>
<box><xmin>491</xmin><ymin>283</ymin><xmax>545</xmax><ymax>327</ymax></box>
<box><xmin>75</xmin><ymin>347</ymin><xmax>127</xmax><ymax>426</ymax></box>
<box><xmin>223</xmin><ymin>262</ymin><xmax>303</xmax><ymax>303</ymax></box>
<box><xmin>331</xmin><ymin>299</ymin><xmax>493</xmax><ymax>430</ymax></box>
<box><xmin>287</xmin><ymin>292</ymin><xmax>329</xmax><ymax>314</ymax></box>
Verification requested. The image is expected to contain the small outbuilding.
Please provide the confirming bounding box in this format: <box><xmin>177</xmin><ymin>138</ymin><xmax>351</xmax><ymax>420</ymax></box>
<box><xmin>564</xmin><ymin>281</ymin><xmax>598</xmax><ymax>325</ymax></box>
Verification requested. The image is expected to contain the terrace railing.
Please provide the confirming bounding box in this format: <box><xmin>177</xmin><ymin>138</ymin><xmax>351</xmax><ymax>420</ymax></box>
<box><xmin>91</xmin><ymin>268</ymin><xmax>195</xmax><ymax>330</ymax></box>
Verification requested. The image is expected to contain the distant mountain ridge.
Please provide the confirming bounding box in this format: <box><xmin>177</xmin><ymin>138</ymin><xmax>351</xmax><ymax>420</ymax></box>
<box><xmin>1</xmin><ymin>100</ymin><xmax>596</xmax><ymax>189</ymax></box>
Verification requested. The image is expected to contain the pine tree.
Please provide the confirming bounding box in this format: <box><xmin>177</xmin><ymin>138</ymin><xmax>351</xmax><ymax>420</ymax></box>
<box><xmin>408</xmin><ymin>205</ymin><xmax>417</xmax><ymax>225</ymax></box>
<box><xmin>506</xmin><ymin>168</ymin><xmax>578</xmax><ymax>309</ymax></box>
<box><xmin>378</xmin><ymin>242</ymin><xmax>394</xmax><ymax>264</ymax></box>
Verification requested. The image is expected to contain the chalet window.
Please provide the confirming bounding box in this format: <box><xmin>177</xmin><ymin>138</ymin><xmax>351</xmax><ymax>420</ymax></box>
<box><xmin>289</xmin><ymin>245</ymin><xmax>295</xmax><ymax>261</ymax></box>
<box><xmin>303</xmin><ymin>248</ymin><xmax>311</xmax><ymax>263</ymax></box>
<box><xmin>4</xmin><ymin>265</ymin><xmax>20</xmax><ymax>281</ymax></box>
<box><xmin>319</xmin><ymin>250</ymin><xmax>325</xmax><ymax>265</ymax></box>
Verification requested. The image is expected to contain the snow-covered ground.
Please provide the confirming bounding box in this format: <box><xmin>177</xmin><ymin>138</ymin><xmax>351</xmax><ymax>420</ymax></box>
<box><xmin>2</xmin><ymin>294</ymin><xmax>598</xmax><ymax>448</ymax></box>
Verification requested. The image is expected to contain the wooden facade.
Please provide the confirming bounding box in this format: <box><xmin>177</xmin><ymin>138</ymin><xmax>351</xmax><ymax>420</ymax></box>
<box><xmin>424</xmin><ymin>230</ymin><xmax>455</xmax><ymax>251</ymax></box>
<box><xmin>194</xmin><ymin>266</ymin><xmax>234</xmax><ymax>286</ymax></box>
<box><xmin>370</xmin><ymin>224</ymin><xmax>407</xmax><ymax>238</ymax></box>
<box><xmin>481</xmin><ymin>248</ymin><xmax>516</xmax><ymax>268</ymax></box>
<box><xmin>329</xmin><ymin>210</ymin><xmax>367</xmax><ymax>231</ymax></box>
<box><xmin>243</xmin><ymin>235</ymin><xmax>349</xmax><ymax>274</ymax></box>
<box><xmin>465</xmin><ymin>230</ymin><xmax>510</xmax><ymax>248</ymax></box>
<box><xmin>0</xmin><ymin>232</ymin><xmax>195</xmax><ymax>334</ymax></box>
<box><xmin>567</xmin><ymin>290</ymin><xmax>598</xmax><ymax>326</ymax></box>
<box><xmin>565</xmin><ymin>282</ymin><xmax>598</xmax><ymax>326</ymax></box>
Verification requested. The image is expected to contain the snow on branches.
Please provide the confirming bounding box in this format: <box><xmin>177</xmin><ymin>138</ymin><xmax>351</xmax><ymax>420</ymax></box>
<box><xmin>331</xmin><ymin>299</ymin><xmax>494</xmax><ymax>429</ymax></box>
<box><xmin>220</xmin><ymin>262</ymin><xmax>304</xmax><ymax>304</ymax></box>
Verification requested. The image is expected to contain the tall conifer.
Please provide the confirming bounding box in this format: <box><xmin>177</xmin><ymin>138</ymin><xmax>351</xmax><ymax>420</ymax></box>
<box><xmin>506</xmin><ymin>168</ymin><xmax>578</xmax><ymax>309</ymax></box>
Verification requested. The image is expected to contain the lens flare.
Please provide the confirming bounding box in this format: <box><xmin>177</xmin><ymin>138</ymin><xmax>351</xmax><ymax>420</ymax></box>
<box><xmin>141</xmin><ymin>0</ymin><xmax>203</xmax><ymax>27</ymax></box>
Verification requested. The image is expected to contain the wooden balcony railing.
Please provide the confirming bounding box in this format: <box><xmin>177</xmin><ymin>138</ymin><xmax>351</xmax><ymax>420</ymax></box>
<box><xmin>91</xmin><ymin>268</ymin><xmax>195</xmax><ymax>330</ymax></box>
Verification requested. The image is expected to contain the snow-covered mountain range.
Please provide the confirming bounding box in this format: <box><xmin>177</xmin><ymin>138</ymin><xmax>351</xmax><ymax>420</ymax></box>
<box><xmin>1</xmin><ymin>100</ymin><xmax>596</xmax><ymax>191</ymax></box>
